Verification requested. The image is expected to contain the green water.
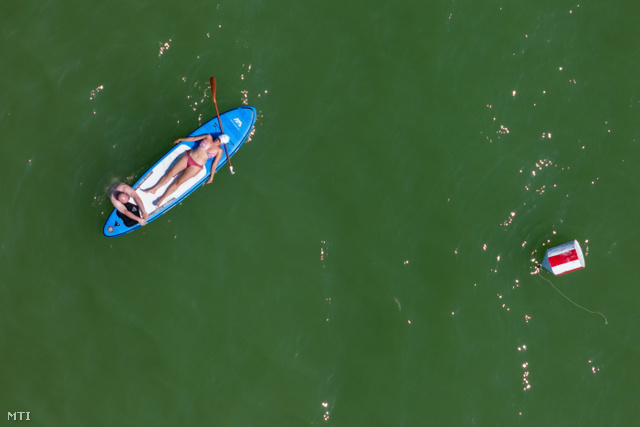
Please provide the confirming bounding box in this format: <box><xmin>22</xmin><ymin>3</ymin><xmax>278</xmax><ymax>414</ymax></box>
<box><xmin>2</xmin><ymin>0</ymin><xmax>640</xmax><ymax>425</ymax></box>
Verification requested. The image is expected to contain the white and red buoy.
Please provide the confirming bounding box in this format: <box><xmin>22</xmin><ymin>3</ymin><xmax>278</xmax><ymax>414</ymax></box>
<box><xmin>541</xmin><ymin>240</ymin><xmax>585</xmax><ymax>276</ymax></box>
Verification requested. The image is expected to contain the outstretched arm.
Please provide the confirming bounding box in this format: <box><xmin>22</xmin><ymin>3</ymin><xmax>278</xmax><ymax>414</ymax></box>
<box><xmin>174</xmin><ymin>134</ymin><xmax>211</xmax><ymax>145</ymax></box>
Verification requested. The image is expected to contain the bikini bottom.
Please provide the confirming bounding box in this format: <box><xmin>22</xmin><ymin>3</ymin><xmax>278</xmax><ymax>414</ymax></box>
<box><xmin>186</xmin><ymin>152</ymin><xmax>204</xmax><ymax>169</ymax></box>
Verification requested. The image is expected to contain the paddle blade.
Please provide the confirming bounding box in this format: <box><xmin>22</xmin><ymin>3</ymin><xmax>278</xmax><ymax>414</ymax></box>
<box><xmin>210</xmin><ymin>76</ymin><xmax>216</xmax><ymax>99</ymax></box>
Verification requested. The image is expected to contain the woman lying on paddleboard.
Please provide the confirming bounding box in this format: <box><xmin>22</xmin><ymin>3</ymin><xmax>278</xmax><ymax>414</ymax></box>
<box><xmin>143</xmin><ymin>133</ymin><xmax>229</xmax><ymax>206</ymax></box>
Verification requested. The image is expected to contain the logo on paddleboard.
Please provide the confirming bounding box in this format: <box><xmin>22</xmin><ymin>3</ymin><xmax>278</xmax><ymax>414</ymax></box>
<box><xmin>233</xmin><ymin>118</ymin><xmax>242</xmax><ymax>129</ymax></box>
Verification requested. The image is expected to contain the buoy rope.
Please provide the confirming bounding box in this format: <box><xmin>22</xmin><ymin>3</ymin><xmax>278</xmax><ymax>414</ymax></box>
<box><xmin>537</xmin><ymin>269</ymin><xmax>609</xmax><ymax>325</ymax></box>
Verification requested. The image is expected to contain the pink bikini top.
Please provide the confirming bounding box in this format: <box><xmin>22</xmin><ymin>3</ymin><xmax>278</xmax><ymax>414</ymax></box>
<box><xmin>199</xmin><ymin>141</ymin><xmax>216</xmax><ymax>159</ymax></box>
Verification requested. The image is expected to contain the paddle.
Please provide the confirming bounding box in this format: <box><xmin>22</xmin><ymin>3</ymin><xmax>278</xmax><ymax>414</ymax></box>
<box><xmin>210</xmin><ymin>76</ymin><xmax>234</xmax><ymax>175</ymax></box>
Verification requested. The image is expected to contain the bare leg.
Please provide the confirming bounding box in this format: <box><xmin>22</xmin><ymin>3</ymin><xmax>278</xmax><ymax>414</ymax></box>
<box><xmin>144</xmin><ymin>154</ymin><xmax>189</xmax><ymax>194</ymax></box>
<box><xmin>155</xmin><ymin>166</ymin><xmax>202</xmax><ymax>206</ymax></box>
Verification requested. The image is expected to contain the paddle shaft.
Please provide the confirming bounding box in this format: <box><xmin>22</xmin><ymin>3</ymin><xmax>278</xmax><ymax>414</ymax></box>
<box><xmin>210</xmin><ymin>77</ymin><xmax>234</xmax><ymax>174</ymax></box>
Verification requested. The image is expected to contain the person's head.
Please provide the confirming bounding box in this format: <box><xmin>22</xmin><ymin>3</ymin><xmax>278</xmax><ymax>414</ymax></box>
<box><xmin>117</xmin><ymin>192</ymin><xmax>129</xmax><ymax>203</ymax></box>
<box><xmin>216</xmin><ymin>133</ymin><xmax>230</xmax><ymax>145</ymax></box>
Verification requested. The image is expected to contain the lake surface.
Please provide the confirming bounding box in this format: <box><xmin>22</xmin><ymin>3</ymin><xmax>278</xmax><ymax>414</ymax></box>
<box><xmin>2</xmin><ymin>0</ymin><xmax>639</xmax><ymax>425</ymax></box>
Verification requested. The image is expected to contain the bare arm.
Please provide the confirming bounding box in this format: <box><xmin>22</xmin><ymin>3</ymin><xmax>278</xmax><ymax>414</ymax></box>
<box><xmin>110</xmin><ymin>197</ymin><xmax>147</xmax><ymax>226</ymax></box>
<box><xmin>206</xmin><ymin>148</ymin><xmax>223</xmax><ymax>184</ymax></box>
<box><xmin>174</xmin><ymin>134</ymin><xmax>211</xmax><ymax>144</ymax></box>
<box><xmin>129</xmin><ymin>191</ymin><xmax>148</xmax><ymax>219</ymax></box>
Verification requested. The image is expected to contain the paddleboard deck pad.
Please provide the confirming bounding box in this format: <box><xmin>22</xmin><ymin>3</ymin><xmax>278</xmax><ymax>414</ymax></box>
<box><xmin>103</xmin><ymin>106</ymin><xmax>256</xmax><ymax>237</ymax></box>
